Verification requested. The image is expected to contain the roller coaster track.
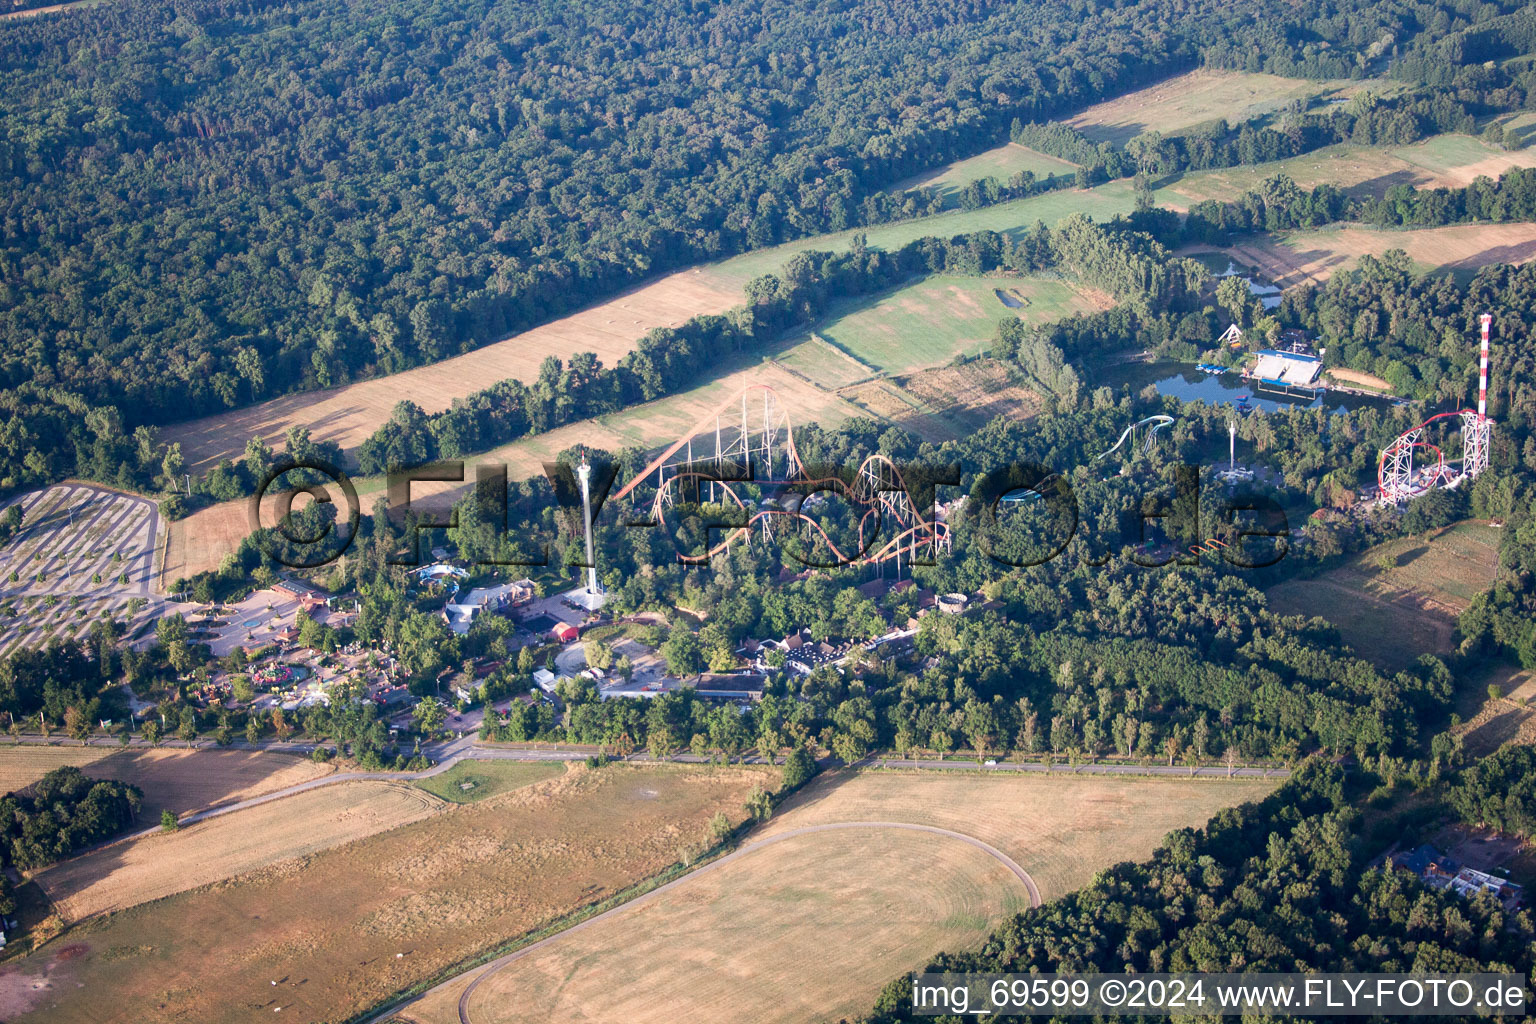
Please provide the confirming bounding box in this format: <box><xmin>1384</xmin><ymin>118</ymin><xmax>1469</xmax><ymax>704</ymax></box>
<box><xmin>1377</xmin><ymin>409</ymin><xmax>1487</xmax><ymax>504</ymax></box>
<box><xmin>610</xmin><ymin>384</ymin><xmax>949</xmax><ymax>568</ymax></box>
<box><xmin>1096</xmin><ymin>415</ymin><xmax>1174</xmax><ymax>461</ymax></box>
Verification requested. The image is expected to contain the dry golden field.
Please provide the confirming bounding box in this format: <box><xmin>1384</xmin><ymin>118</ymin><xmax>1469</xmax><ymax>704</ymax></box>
<box><xmin>453</xmin><ymin>828</ymin><xmax>1022</xmax><ymax>1024</ymax></box>
<box><xmin>0</xmin><ymin>746</ymin><xmax>333</xmax><ymax>824</ymax></box>
<box><xmin>403</xmin><ymin>769</ymin><xmax>1278</xmax><ymax>1024</ymax></box>
<box><xmin>0</xmin><ymin>762</ymin><xmax>772</xmax><ymax>1024</ymax></box>
<box><xmin>1221</xmin><ymin>223</ymin><xmax>1536</xmax><ymax>288</ymax></box>
<box><xmin>1064</xmin><ymin>69</ymin><xmax>1379</xmax><ymax>145</ymax></box>
<box><xmin>161</xmin><ymin>271</ymin><xmax>738</xmax><ymax>473</ymax></box>
<box><xmin>1454</xmin><ymin>664</ymin><xmax>1536</xmax><ymax>756</ymax></box>
<box><xmin>0</xmin><ymin>747</ymin><xmax>111</xmax><ymax>793</ymax></box>
<box><xmin>35</xmin><ymin>780</ymin><xmax>440</xmax><ymax>922</ymax></box>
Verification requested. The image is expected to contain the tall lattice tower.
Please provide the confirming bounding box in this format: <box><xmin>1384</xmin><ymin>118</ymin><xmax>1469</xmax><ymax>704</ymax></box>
<box><xmin>1463</xmin><ymin>313</ymin><xmax>1493</xmax><ymax>479</ymax></box>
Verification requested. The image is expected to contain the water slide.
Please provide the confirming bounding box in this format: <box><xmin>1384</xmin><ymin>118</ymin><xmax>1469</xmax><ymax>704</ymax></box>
<box><xmin>1096</xmin><ymin>415</ymin><xmax>1175</xmax><ymax>461</ymax></box>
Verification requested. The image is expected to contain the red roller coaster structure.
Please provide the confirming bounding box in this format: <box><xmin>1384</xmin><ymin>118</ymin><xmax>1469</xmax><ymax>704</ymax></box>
<box><xmin>1377</xmin><ymin>315</ymin><xmax>1493</xmax><ymax>504</ymax></box>
<box><xmin>609</xmin><ymin>384</ymin><xmax>950</xmax><ymax>568</ymax></box>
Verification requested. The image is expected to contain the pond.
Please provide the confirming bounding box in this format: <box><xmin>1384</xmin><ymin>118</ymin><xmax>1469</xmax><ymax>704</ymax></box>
<box><xmin>1187</xmin><ymin>252</ymin><xmax>1283</xmax><ymax>310</ymax></box>
<box><xmin>1113</xmin><ymin>361</ymin><xmax>1396</xmax><ymax>416</ymax></box>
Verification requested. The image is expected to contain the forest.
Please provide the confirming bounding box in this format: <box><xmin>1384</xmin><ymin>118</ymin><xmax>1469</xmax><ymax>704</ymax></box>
<box><xmin>863</xmin><ymin>763</ymin><xmax>1533</xmax><ymax>1022</ymax></box>
<box><xmin>0</xmin><ymin>765</ymin><xmax>141</xmax><ymax>871</ymax></box>
<box><xmin>0</xmin><ymin>0</ymin><xmax>1532</xmax><ymax>492</ymax></box>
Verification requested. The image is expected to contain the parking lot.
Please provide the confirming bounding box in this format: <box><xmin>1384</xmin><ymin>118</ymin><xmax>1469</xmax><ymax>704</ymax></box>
<box><xmin>0</xmin><ymin>483</ymin><xmax>165</xmax><ymax>657</ymax></box>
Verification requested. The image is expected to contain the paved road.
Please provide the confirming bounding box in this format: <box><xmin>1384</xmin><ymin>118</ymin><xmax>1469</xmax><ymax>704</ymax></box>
<box><xmin>362</xmin><ymin>820</ymin><xmax>1041</xmax><ymax>1024</ymax></box>
<box><xmin>2</xmin><ymin>733</ymin><xmax>1291</xmax><ymax>780</ymax></box>
<box><xmin>12</xmin><ymin>737</ymin><xmax>1288</xmax><ymax>864</ymax></box>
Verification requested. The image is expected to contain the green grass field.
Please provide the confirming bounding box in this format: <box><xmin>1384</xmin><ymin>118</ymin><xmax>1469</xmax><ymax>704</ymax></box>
<box><xmin>414</xmin><ymin>760</ymin><xmax>567</xmax><ymax>804</ymax></box>
<box><xmin>1494</xmin><ymin>110</ymin><xmax>1536</xmax><ymax>149</ymax></box>
<box><xmin>699</xmin><ymin>181</ymin><xmax>1137</xmax><ymax>289</ymax></box>
<box><xmin>897</xmin><ymin>143</ymin><xmax>1079</xmax><ymax>207</ymax></box>
<box><xmin>805</xmin><ymin>274</ymin><xmax>1103</xmax><ymax>375</ymax></box>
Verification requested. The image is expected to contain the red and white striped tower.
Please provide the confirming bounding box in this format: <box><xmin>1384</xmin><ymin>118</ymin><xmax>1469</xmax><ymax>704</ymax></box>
<box><xmin>1478</xmin><ymin>313</ymin><xmax>1491</xmax><ymax>418</ymax></box>
<box><xmin>1463</xmin><ymin>314</ymin><xmax>1493</xmax><ymax>479</ymax></box>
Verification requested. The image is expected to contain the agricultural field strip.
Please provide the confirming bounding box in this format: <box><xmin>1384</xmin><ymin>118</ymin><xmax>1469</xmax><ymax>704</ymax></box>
<box><xmin>38</xmin><ymin>779</ymin><xmax>443</xmax><ymax>922</ymax></box>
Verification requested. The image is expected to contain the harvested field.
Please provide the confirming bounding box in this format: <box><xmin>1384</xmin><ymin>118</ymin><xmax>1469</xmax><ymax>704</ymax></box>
<box><xmin>840</xmin><ymin>359</ymin><xmax>1042</xmax><ymax>442</ymax></box>
<box><xmin>897</xmin><ymin>142</ymin><xmax>1079</xmax><ymax>206</ymax></box>
<box><xmin>895</xmin><ymin>359</ymin><xmax>1044</xmax><ymax>433</ymax></box>
<box><xmin>161</xmin><ymin>271</ymin><xmax>738</xmax><ymax>473</ymax></box>
<box><xmin>458</xmin><ymin>828</ymin><xmax>1021</xmax><ymax>1024</ymax></box>
<box><xmin>76</xmin><ymin>748</ymin><xmax>336</xmax><ymax>822</ymax></box>
<box><xmin>160</xmin><ymin>488</ymin><xmax>284</xmax><ymax>586</ymax></box>
<box><xmin>1065</xmin><ymin>69</ymin><xmax>1380</xmax><ymax>146</ymax></box>
<box><xmin>0</xmin><ymin>747</ymin><xmax>110</xmax><ymax>794</ymax></box>
<box><xmin>0</xmin><ymin>762</ymin><xmax>773</xmax><ymax>1024</ymax></box>
<box><xmin>411</xmin><ymin>770</ymin><xmax>1276</xmax><ymax>1024</ymax></box>
<box><xmin>754</xmin><ymin>769</ymin><xmax>1276</xmax><ymax>902</ymax></box>
<box><xmin>35</xmin><ymin>780</ymin><xmax>439</xmax><ymax>922</ymax></box>
<box><xmin>1159</xmin><ymin>134</ymin><xmax>1536</xmax><ymax>206</ymax></box>
<box><xmin>1267</xmin><ymin>520</ymin><xmax>1501</xmax><ymax>672</ymax></box>
<box><xmin>1221</xmin><ymin>223</ymin><xmax>1536</xmax><ymax>288</ymax></box>
<box><xmin>0</xmin><ymin>747</ymin><xmax>332</xmax><ymax>824</ymax></box>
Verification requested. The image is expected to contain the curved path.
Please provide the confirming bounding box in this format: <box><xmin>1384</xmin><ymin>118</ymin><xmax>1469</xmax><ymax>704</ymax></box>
<box><xmin>429</xmin><ymin>821</ymin><xmax>1039</xmax><ymax>1024</ymax></box>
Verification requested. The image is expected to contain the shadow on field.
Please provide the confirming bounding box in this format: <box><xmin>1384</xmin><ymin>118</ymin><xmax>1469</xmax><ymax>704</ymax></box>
<box><xmin>769</xmin><ymin>764</ymin><xmax>861</xmax><ymax>819</ymax></box>
<box><xmin>1345</xmin><ymin>169</ymin><xmax>1432</xmax><ymax>200</ymax></box>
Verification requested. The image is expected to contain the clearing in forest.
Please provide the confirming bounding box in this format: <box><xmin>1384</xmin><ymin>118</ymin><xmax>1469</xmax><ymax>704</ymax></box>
<box><xmin>803</xmin><ymin>274</ymin><xmax>1110</xmax><ymax>376</ymax></box>
<box><xmin>160</xmin><ymin>271</ymin><xmax>738</xmax><ymax>474</ymax></box>
<box><xmin>896</xmin><ymin>142</ymin><xmax>1080</xmax><ymax>206</ymax></box>
<box><xmin>412</xmin><ymin>769</ymin><xmax>1277</xmax><ymax>1024</ymax></box>
<box><xmin>1266</xmin><ymin>520</ymin><xmax>1502</xmax><ymax>672</ymax></box>
<box><xmin>1158</xmin><ymin>133</ymin><xmax>1536</xmax><ymax>207</ymax></box>
<box><xmin>1064</xmin><ymin>69</ymin><xmax>1385</xmax><ymax>146</ymax></box>
<box><xmin>1220</xmin><ymin>223</ymin><xmax>1536</xmax><ymax>288</ymax></box>
<box><xmin>1453</xmin><ymin>663</ymin><xmax>1536</xmax><ymax>756</ymax></box>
